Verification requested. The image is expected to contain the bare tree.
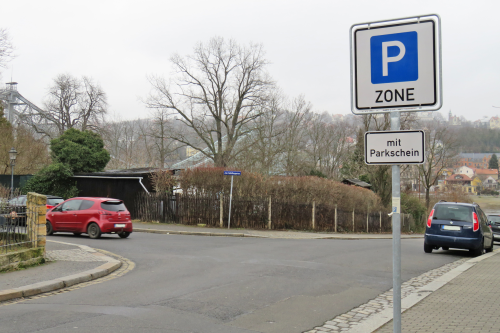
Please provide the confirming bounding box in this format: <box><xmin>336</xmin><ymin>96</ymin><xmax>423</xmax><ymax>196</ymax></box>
<box><xmin>32</xmin><ymin>74</ymin><xmax>107</xmax><ymax>138</ymax></box>
<box><xmin>0</xmin><ymin>28</ymin><xmax>14</xmax><ymax>72</ymax></box>
<box><xmin>279</xmin><ymin>96</ymin><xmax>312</xmax><ymax>176</ymax></box>
<box><xmin>146</xmin><ymin>37</ymin><xmax>274</xmax><ymax>167</ymax></box>
<box><xmin>232</xmin><ymin>91</ymin><xmax>286</xmax><ymax>174</ymax></box>
<box><xmin>0</xmin><ymin>116</ymin><xmax>50</xmax><ymax>175</ymax></box>
<box><xmin>417</xmin><ymin>121</ymin><xmax>458</xmax><ymax>209</ymax></box>
<box><xmin>144</xmin><ymin>108</ymin><xmax>182</xmax><ymax>168</ymax></box>
<box><xmin>305</xmin><ymin>115</ymin><xmax>354</xmax><ymax>179</ymax></box>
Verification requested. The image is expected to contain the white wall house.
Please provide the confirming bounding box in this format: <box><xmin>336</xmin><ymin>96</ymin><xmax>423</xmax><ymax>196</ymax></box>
<box><xmin>454</xmin><ymin>166</ymin><xmax>474</xmax><ymax>178</ymax></box>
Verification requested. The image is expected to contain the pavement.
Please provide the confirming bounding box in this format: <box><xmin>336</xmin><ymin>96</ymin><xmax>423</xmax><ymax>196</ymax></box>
<box><xmin>1</xmin><ymin>223</ymin><xmax>499</xmax><ymax>332</ymax></box>
<box><xmin>132</xmin><ymin>221</ymin><xmax>424</xmax><ymax>239</ymax></box>
<box><xmin>0</xmin><ymin>240</ymin><xmax>122</xmax><ymax>302</ymax></box>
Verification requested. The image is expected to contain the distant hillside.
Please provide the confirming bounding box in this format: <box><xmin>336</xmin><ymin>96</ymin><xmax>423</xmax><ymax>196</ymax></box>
<box><xmin>455</xmin><ymin>126</ymin><xmax>500</xmax><ymax>153</ymax></box>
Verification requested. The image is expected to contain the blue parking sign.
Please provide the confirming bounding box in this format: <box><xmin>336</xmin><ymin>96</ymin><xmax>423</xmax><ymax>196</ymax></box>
<box><xmin>370</xmin><ymin>31</ymin><xmax>418</xmax><ymax>84</ymax></box>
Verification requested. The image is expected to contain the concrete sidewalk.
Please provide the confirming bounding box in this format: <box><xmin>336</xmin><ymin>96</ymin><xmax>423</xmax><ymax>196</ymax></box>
<box><xmin>132</xmin><ymin>222</ymin><xmax>424</xmax><ymax>239</ymax></box>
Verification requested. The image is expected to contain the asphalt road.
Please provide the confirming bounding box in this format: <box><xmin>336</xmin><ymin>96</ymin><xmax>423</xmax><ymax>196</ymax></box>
<box><xmin>1</xmin><ymin>232</ymin><xmax>466</xmax><ymax>333</ymax></box>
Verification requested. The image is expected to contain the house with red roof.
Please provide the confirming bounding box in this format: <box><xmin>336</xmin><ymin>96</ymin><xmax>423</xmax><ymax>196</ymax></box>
<box><xmin>490</xmin><ymin>116</ymin><xmax>500</xmax><ymax>129</ymax></box>
<box><xmin>445</xmin><ymin>174</ymin><xmax>472</xmax><ymax>186</ymax></box>
<box><xmin>445</xmin><ymin>174</ymin><xmax>477</xmax><ymax>193</ymax></box>
<box><xmin>473</xmin><ymin>168</ymin><xmax>498</xmax><ymax>181</ymax></box>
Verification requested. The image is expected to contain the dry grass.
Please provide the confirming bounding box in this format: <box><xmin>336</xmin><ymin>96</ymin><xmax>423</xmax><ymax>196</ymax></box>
<box><xmin>474</xmin><ymin>196</ymin><xmax>500</xmax><ymax>211</ymax></box>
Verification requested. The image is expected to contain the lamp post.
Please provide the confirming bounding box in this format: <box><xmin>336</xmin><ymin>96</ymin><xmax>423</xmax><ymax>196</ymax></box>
<box><xmin>9</xmin><ymin>147</ymin><xmax>17</xmax><ymax>199</ymax></box>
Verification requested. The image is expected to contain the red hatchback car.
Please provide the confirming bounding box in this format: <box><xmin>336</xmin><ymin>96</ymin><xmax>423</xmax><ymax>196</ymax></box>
<box><xmin>46</xmin><ymin>197</ymin><xmax>133</xmax><ymax>239</ymax></box>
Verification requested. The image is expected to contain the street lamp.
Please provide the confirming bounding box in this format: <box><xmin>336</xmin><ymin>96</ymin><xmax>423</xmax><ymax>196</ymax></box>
<box><xmin>9</xmin><ymin>147</ymin><xmax>17</xmax><ymax>199</ymax></box>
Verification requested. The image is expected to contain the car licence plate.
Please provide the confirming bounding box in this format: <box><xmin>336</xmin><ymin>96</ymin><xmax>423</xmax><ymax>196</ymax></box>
<box><xmin>442</xmin><ymin>225</ymin><xmax>461</xmax><ymax>231</ymax></box>
<box><xmin>114</xmin><ymin>224</ymin><xmax>126</xmax><ymax>228</ymax></box>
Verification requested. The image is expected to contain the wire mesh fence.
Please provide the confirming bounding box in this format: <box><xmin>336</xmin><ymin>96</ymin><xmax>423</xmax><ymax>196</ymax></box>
<box><xmin>135</xmin><ymin>192</ymin><xmax>424</xmax><ymax>233</ymax></box>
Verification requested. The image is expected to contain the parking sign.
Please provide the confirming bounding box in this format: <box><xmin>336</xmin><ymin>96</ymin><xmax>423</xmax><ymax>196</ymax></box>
<box><xmin>350</xmin><ymin>15</ymin><xmax>442</xmax><ymax>114</ymax></box>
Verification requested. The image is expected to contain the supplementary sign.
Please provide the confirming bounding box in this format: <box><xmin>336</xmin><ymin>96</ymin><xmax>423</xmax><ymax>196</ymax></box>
<box><xmin>365</xmin><ymin>130</ymin><xmax>425</xmax><ymax>165</ymax></box>
<box><xmin>224</xmin><ymin>171</ymin><xmax>241</xmax><ymax>176</ymax></box>
<box><xmin>350</xmin><ymin>14</ymin><xmax>442</xmax><ymax>114</ymax></box>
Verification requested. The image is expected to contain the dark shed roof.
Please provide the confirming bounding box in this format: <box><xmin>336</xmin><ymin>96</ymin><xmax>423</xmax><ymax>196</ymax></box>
<box><xmin>341</xmin><ymin>178</ymin><xmax>372</xmax><ymax>189</ymax></box>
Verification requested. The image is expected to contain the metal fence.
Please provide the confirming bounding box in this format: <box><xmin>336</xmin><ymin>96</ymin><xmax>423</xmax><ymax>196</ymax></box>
<box><xmin>0</xmin><ymin>203</ymin><xmax>38</xmax><ymax>254</ymax></box>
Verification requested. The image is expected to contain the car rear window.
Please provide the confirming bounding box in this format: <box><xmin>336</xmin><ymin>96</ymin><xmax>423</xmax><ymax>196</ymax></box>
<box><xmin>101</xmin><ymin>201</ymin><xmax>127</xmax><ymax>212</ymax></box>
<box><xmin>47</xmin><ymin>198</ymin><xmax>64</xmax><ymax>206</ymax></box>
<box><xmin>433</xmin><ymin>204</ymin><xmax>473</xmax><ymax>222</ymax></box>
<box><xmin>488</xmin><ymin>216</ymin><xmax>500</xmax><ymax>223</ymax></box>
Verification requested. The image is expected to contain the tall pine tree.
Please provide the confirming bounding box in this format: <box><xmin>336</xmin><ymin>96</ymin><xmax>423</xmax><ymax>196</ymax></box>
<box><xmin>489</xmin><ymin>154</ymin><xmax>499</xmax><ymax>170</ymax></box>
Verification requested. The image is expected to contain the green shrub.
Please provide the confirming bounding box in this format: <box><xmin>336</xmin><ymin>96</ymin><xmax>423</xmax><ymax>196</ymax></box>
<box><xmin>401</xmin><ymin>193</ymin><xmax>427</xmax><ymax>231</ymax></box>
<box><xmin>22</xmin><ymin>162</ymin><xmax>79</xmax><ymax>199</ymax></box>
<box><xmin>50</xmin><ymin>128</ymin><xmax>110</xmax><ymax>173</ymax></box>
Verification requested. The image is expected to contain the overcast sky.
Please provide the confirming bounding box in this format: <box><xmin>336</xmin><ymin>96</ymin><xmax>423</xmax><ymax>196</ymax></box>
<box><xmin>2</xmin><ymin>0</ymin><xmax>499</xmax><ymax>122</ymax></box>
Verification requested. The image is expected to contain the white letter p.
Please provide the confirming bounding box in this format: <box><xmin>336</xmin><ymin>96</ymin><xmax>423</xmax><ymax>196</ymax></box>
<box><xmin>382</xmin><ymin>41</ymin><xmax>406</xmax><ymax>76</ymax></box>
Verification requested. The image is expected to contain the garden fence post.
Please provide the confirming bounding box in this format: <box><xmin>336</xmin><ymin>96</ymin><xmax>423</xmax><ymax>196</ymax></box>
<box><xmin>312</xmin><ymin>201</ymin><xmax>316</xmax><ymax>230</ymax></box>
<box><xmin>379</xmin><ymin>211</ymin><xmax>382</xmax><ymax>233</ymax></box>
<box><xmin>220</xmin><ymin>195</ymin><xmax>223</xmax><ymax>228</ymax></box>
<box><xmin>366</xmin><ymin>209</ymin><xmax>369</xmax><ymax>233</ymax></box>
<box><xmin>268</xmin><ymin>196</ymin><xmax>272</xmax><ymax>230</ymax></box>
<box><xmin>335</xmin><ymin>204</ymin><xmax>337</xmax><ymax>233</ymax></box>
<box><xmin>352</xmin><ymin>209</ymin><xmax>355</xmax><ymax>232</ymax></box>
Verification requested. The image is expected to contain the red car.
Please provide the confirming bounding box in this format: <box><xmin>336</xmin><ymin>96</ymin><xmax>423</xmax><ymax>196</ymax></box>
<box><xmin>46</xmin><ymin>197</ymin><xmax>133</xmax><ymax>239</ymax></box>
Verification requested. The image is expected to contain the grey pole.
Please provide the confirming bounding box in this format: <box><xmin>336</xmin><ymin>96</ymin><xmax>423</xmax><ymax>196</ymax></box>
<box><xmin>391</xmin><ymin>111</ymin><xmax>401</xmax><ymax>333</ymax></box>
<box><xmin>228</xmin><ymin>175</ymin><xmax>233</xmax><ymax>229</ymax></box>
<box><xmin>10</xmin><ymin>162</ymin><xmax>14</xmax><ymax>199</ymax></box>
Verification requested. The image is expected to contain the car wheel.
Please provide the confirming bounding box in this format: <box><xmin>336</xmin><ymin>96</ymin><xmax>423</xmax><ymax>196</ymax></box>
<box><xmin>118</xmin><ymin>231</ymin><xmax>130</xmax><ymax>238</ymax></box>
<box><xmin>46</xmin><ymin>221</ymin><xmax>53</xmax><ymax>236</ymax></box>
<box><xmin>424</xmin><ymin>243</ymin><xmax>433</xmax><ymax>253</ymax></box>
<box><xmin>470</xmin><ymin>240</ymin><xmax>484</xmax><ymax>257</ymax></box>
<box><xmin>486</xmin><ymin>239</ymin><xmax>494</xmax><ymax>253</ymax></box>
<box><xmin>442</xmin><ymin>247</ymin><xmax>449</xmax><ymax>251</ymax></box>
<box><xmin>73</xmin><ymin>232</ymin><xmax>82</xmax><ymax>236</ymax></box>
<box><xmin>87</xmin><ymin>223</ymin><xmax>102</xmax><ymax>239</ymax></box>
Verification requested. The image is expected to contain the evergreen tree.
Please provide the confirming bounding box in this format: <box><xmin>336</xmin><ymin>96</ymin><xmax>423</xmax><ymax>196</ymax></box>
<box><xmin>489</xmin><ymin>154</ymin><xmax>499</xmax><ymax>170</ymax></box>
<box><xmin>50</xmin><ymin>128</ymin><xmax>110</xmax><ymax>173</ymax></box>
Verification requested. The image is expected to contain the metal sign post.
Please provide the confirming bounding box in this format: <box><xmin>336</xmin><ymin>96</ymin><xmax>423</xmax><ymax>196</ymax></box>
<box><xmin>350</xmin><ymin>14</ymin><xmax>442</xmax><ymax>333</ymax></box>
<box><xmin>224</xmin><ymin>171</ymin><xmax>241</xmax><ymax>229</ymax></box>
<box><xmin>391</xmin><ymin>112</ymin><xmax>402</xmax><ymax>331</ymax></box>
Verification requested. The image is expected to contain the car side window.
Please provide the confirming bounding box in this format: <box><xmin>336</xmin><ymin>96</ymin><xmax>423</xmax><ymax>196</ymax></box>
<box><xmin>52</xmin><ymin>204</ymin><xmax>63</xmax><ymax>212</ymax></box>
<box><xmin>62</xmin><ymin>200</ymin><xmax>83</xmax><ymax>211</ymax></box>
<box><xmin>79</xmin><ymin>200</ymin><xmax>94</xmax><ymax>210</ymax></box>
<box><xmin>477</xmin><ymin>208</ymin><xmax>487</xmax><ymax>224</ymax></box>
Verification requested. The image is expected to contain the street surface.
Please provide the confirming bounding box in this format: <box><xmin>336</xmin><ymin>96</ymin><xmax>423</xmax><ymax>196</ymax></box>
<box><xmin>1</xmin><ymin>232</ymin><xmax>465</xmax><ymax>333</ymax></box>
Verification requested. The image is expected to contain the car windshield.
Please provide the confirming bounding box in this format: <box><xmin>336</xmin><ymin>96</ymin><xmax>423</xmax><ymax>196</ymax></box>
<box><xmin>488</xmin><ymin>215</ymin><xmax>500</xmax><ymax>223</ymax></box>
<box><xmin>101</xmin><ymin>201</ymin><xmax>127</xmax><ymax>212</ymax></box>
<box><xmin>433</xmin><ymin>204</ymin><xmax>473</xmax><ymax>222</ymax></box>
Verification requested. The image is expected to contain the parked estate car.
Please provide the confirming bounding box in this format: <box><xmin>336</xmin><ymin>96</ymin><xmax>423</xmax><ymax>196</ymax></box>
<box><xmin>46</xmin><ymin>197</ymin><xmax>133</xmax><ymax>239</ymax></box>
<box><xmin>424</xmin><ymin>201</ymin><xmax>493</xmax><ymax>256</ymax></box>
<box><xmin>487</xmin><ymin>214</ymin><xmax>500</xmax><ymax>242</ymax></box>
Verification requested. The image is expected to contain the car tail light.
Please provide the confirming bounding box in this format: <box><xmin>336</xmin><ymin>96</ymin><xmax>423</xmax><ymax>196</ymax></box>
<box><xmin>99</xmin><ymin>210</ymin><xmax>112</xmax><ymax>216</ymax></box>
<box><xmin>46</xmin><ymin>204</ymin><xmax>54</xmax><ymax>210</ymax></box>
<box><xmin>473</xmin><ymin>212</ymin><xmax>479</xmax><ymax>232</ymax></box>
<box><xmin>427</xmin><ymin>209</ymin><xmax>434</xmax><ymax>228</ymax></box>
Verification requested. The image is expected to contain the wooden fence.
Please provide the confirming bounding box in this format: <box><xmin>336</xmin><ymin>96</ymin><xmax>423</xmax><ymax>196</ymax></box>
<box><xmin>134</xmin><ymin>192</ymin><xmax>424</xmax><ymax>233</ymax></box>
